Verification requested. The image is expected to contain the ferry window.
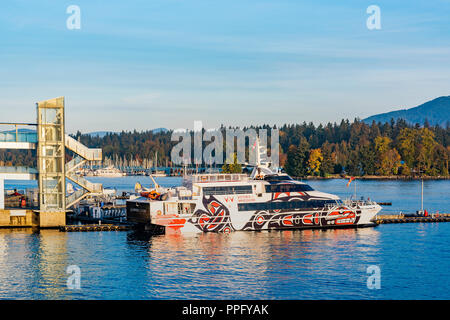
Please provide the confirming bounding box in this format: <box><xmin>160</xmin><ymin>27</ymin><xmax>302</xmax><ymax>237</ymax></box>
<box><xmin>264</xmin><ymin>175</ymin><xmax>293</xmax><ymax>181</ymax></box>
<box><xmin>166</xmin><ymin>203</ymin><xmax>178</xmax><ymax>215</ymax></box>
<box><xmin>238</xmin><ymin>199</ymin><xmax>335</xmax><ymax>211</ymax></box>
<box><xmin>265</xmin><ymin>184</ymin><xmax>314</xmax><ymax>193</ymax></box>
<box><xmin>178</xmin><ymin>203</ymin><xmax>196</xmax><ymax>214</ymax></box>
<box><xmin>203</xmin><ymin>185</ymin><xmax>252</xmax><ymax>195</ymax></box>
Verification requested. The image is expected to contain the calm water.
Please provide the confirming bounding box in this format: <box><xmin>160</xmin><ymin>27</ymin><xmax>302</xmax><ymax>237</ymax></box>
<box><xmin>1</xmin><ymin>177</ymin><xmax>449</xmax><ymax>299</ymax></box>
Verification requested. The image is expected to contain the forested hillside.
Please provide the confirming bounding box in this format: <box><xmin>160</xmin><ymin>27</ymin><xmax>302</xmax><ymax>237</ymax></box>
<box><xmin>1</xmin><ymin>119</ymin><xmax>449</xmax><ymax>177</ymax></box>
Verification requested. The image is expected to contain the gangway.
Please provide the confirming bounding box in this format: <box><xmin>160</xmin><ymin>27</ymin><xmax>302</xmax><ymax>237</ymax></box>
<box><xmin>0</xmin><ymin>166</ymin><xmax>38</xmax><ymax>180</ymax></box>
<box><xmin>0</xmin><ymin>123</ymin><xmax>37</xmax><ymax>150</ymax></box>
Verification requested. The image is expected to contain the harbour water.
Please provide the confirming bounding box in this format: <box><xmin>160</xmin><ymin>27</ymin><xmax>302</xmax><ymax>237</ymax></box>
<box><xmin>0</xmin><ymin>177</ymin><xmax>449</xmax><ymax>299</ymax></box>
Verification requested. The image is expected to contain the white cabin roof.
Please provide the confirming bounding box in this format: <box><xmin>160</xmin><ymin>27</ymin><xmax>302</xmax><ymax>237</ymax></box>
<box><xmin>184</xmin><ymin>173</ymin><xmax>248</xmax><ymax>184</ymax></box>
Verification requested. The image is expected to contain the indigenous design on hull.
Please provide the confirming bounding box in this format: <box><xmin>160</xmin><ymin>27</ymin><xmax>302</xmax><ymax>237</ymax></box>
<box><xmin>241</xmin><ymin>193</ymin><xmax>361</xmax><ymax>231</ymax></box>
<box><xmin>186</xmin><ymin>194</ymin><xmax>362</xmax><ymax>233</ymax></box>
<box><xmin>242</xmin><ymin>210</ymin><xmax>359</xmax><ymax>231</ymax></box>
<box><xmin>189</xmin><ymin>195</ymin><xmax>235</xmax><ymax>233</ymax></box>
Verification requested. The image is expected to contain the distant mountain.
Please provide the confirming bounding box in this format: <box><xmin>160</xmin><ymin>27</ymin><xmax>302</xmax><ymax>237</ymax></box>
<box><xmin>363</xmin><ymin>96</ymin><xmax>450</xmax><ymax>127</ymax></box>
<box><xmin>87</xmin><ymin>128</ymin><xmax>168</xmax><ymax>137</ymax></box>
<box><xmin>151</xmin><ymin>128</ymin><xmax>168</xmax><ymax>134</ymax></box>
<box><xmin>87</xmin><ymin>131</ymin><xmax>114</xmax><ymax>138</ymax></box>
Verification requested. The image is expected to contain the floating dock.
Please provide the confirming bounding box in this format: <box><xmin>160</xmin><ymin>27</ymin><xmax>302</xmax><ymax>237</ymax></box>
<box><xmin>375</xmin><ymin>214</ymin><xmax>450</xmax><ymax>224</ymax></box>
<box><xmin>59</xmin><ymin>224</ymin><xmax>130</xmax><ymax>232</ymax></box>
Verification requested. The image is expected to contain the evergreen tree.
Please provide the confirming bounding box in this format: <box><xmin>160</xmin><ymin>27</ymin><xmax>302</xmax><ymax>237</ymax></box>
<box><xmin>320</xmin><ymin>141</ymin><xmax>335</xmax><ymax>176</ymax></box>
<box><xmin>284</xmin><ymin>137</ymin><xmax>310</xmax><ymax>177</ymax></box>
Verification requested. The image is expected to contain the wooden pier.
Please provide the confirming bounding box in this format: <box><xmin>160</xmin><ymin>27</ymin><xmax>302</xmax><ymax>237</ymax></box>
<box><xmin>375</xmin><ymin>214</ymin><xmax>450</xmax><ymax>224</ymax></box>
<box><xmin>59</xmin><ymin>224</ymin><xmax>130</xmax><ymax>232</ymax></box>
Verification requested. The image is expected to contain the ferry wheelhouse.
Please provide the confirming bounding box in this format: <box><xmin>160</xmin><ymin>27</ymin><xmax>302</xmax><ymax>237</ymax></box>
<box><xmin>127</xmin><ymin>144</ymin><xmax>381</xmax><ymax>234</ymax></box>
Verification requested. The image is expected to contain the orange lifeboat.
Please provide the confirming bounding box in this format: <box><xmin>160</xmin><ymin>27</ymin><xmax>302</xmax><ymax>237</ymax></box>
<box><xmin>141</xmin><ymin>189</ymin><xmax>161</xmax><ymax>200</ymax></box>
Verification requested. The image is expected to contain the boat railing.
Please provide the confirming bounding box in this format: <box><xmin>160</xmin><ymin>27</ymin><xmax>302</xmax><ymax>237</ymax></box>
<box><xmin>343</xmin><ymin>199</ymin><xmax>379</xmax><ymax>207</ymax></box>
<box><xmin>324</xmin><ymin>202</ymin><xmax>337</xmax><ymax>209</ymax></box>
<box><xmin>186</xmin><ymin>173</ymin><xmax>248</xmax><ymax>184</ymax></box>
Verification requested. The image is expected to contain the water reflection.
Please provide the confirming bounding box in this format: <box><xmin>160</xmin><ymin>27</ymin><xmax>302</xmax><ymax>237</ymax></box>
<box><xmin>33</xmin><ymin>230</ymin><xmax>70</xmax><ymax>299</ymax></box>
<box><xmin>123</xmin><ymin>227</ymin><xmax>381</xmax><ymax>299</ymax></box>
<box><xmin>0</xmin><ymin>229</ymin><xmax>72</xmax><ymax>299</ymax></box>
<box><xmin>2</xmin><ymin>222</ymin><xmax>450</xmax><ymax>299</ymax></box>
<box><xmin>1</xmin><ymin>176</ymin><xmax>449</xmax><ymax>299</ymax></box>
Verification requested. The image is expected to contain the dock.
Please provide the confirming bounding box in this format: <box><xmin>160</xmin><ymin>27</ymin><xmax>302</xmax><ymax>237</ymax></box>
<box><xmin>59</xmin><ymin>224</ymin><xmax>130</xmax><ymax>232</ymax></box>
<box><xmin>375</xmin><ymin>214</ymin><xmax>450</xmax><ymax>224</ymax></box>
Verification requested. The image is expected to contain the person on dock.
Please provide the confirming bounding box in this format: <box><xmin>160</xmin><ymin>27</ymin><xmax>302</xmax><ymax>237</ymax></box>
<box><xmin>20</xmin><ymin>197</ymin><xmax>26</xmax><ymax>208</ymax></box>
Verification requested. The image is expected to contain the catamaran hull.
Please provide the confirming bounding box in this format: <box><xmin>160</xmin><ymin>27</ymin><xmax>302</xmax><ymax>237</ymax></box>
<box><xmin>127</xmin><ymin>197</ymin><xmax>381</xmax><ymax>234</ymax></box>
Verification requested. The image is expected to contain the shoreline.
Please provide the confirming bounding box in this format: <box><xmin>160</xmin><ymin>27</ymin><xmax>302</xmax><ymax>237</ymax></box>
<box><xmin>296</xmin><ymin>175</ymin><xmax>450</xmax><ymax>181</ymax></box>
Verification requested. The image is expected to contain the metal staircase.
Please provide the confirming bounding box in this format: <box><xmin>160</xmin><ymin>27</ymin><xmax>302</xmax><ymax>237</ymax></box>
<box><xmin>65</xmin><ymin>134</ymin><xmax>103</xmax><ymax>208</ymax></box>
<box><xmin>65</xmin><ymin>135</ymin><xmax>102</xmax><ymax>161</ymax></box>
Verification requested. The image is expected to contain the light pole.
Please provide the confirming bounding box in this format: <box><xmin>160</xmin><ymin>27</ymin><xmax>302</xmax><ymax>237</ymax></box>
<box><xmin>416</xmin><ymin>167</ymin><xmax>424</xmax><ymax>213</ymax></box>
<box><xmin>421</xmin><ymin>176</ymin><xmax>424</xmax><ymax>212</ymax></box>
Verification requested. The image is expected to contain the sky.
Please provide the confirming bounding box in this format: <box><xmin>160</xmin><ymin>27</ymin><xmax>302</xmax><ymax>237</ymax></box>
<box><xmin>0</xmin><ymin>0</ymin><xmax>449</xmax><ymax>133</ymax></box>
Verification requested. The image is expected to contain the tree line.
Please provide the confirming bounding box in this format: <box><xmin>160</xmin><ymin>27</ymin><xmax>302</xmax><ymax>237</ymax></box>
<box><xmin>1</xmin><ymin>118</ymin><xmax>449</xmax><ymax>177</ymax></box>
<box><xmin>280</xmin><ymin>119</ymin><xmax>449</xmax><ymax>177</ymax></box>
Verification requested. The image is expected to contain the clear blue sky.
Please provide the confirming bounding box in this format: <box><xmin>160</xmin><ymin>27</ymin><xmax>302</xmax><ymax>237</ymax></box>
<box><xmin>0</xmin><ymin>0</ymin><xmax>449</xmax><ymax>133</ymax></box>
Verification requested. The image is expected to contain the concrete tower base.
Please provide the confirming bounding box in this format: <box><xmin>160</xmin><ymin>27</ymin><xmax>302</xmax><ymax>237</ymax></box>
<box><xmin>32</xmin><ymin>211</ymin><xmax>66</xmax><ymax>228</ymax></box>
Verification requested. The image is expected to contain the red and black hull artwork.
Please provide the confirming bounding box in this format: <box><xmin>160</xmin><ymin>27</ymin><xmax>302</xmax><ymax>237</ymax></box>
<box><xmin>189</xmin><ymin>193</ymin><xmax>362</xmax><ymax>232</ymax></box>
<box><xmin>189</xmin><ymin>195</ymin><xmax>235</xmax><ymax>233</ymax></box>
<box><xmin>242</xmin><ymin>207</ymin><xmax>361</xmax><ymax>231</ymax></box>
<box><xmin>242</xmin><ymin>193</ymin><xmax>361</xmax><ymax>231</ymax></box>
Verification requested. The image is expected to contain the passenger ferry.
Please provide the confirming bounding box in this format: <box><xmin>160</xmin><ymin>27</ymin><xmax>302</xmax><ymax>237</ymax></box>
<box><xmin>126</xmin><ymin>143</ymin><xmax>381</xmax><ymax>234</ymax></box>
